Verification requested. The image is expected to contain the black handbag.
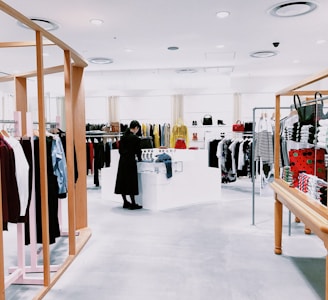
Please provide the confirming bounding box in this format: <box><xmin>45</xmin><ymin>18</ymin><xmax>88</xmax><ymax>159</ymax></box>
<box><xmin>293</xmin><ymin>93</ymin><xmax>324</xmax><ymax>125</ymax></box>
<box><xmin>244</xmin><ymin>122</ymin><xmax>254</xmax><ymax>132</ymax></box>
<box><xmin>202</xmin><ymin>114</ymin><xmax>213</xmax><ymax>125</ymax></box>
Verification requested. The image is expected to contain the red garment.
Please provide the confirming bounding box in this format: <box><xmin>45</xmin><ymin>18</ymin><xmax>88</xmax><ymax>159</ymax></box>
<box><xmin>175</xmin><ymin>139</ymin><xmax>187</xmax><ymax>149</ymax></box>
<box><xmin>288</xmin><ymin>148</ymin><xmax>326</xmax><ymax>187</ymax></box>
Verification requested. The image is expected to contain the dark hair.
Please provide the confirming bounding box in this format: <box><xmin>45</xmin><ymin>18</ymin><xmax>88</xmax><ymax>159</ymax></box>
<box><xmin>129</xmin><ymin>120</ymin><xmax>140</xmax><ymax>129</ymax></box>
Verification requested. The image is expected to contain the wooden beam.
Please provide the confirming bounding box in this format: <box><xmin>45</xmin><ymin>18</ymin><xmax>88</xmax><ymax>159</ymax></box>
<box><xmin>276</xmin><ymin>68</ymin><xmax>328</xmax><ymax>96</ymax></box>
<box><xmin>0</xmin><ymin>65</ymin><xmax>65</xmax><ymax>82</ymax></box>
<box><xmin>0</xmin><ymin>41</ymin><xmax>54</xmax><ymax>48</ymax></box>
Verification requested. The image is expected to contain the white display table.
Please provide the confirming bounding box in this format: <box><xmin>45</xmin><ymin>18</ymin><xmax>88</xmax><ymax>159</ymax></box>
<box><xmin>101</xmin><ymin>149</ymin><xmax>221</xmax><ymax>210</ymax></box>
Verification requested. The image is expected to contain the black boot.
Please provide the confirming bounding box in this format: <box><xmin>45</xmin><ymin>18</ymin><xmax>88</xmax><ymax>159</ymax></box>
<box><xmin>122</xmin><ymin>195</ymin><xmax>131</xmax><ymax>209</ymax></box>
<box><xmin>129</xmin><ymin>195</ymin><xmax>142</xmax><ymax>210</ymax></box>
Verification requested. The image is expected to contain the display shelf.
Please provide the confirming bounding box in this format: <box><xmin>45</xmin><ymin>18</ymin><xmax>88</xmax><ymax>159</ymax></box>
<box><xmin>271</xmin><ymin>68</ymin><xmax>328</xmax><ymax>300</ymax></box>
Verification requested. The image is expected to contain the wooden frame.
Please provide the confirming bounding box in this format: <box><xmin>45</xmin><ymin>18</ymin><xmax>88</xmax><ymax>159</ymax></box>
<box><xmin>271</xmin><ymin>68</ymin><xmax>328</xmax><ymax>300</ymax></box>
<box><xmin>0</xmin><ymin>2</ymin><xmax>90</xmax><ymax>299</ymax></box>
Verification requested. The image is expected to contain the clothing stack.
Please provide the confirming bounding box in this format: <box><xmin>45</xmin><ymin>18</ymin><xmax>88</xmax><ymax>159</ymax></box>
<box><xmin>291</xmin><ymin>122</ymin><xmax>301</xmax><ymax>141</ymax></box>
<box><xmin>300</xmin><ymin>124</ymin><xmax>315</xmax><ymax>144</ymax></box>
<box><xmin>284</xmin><ymin>124</ymin><xmax>294</xmax><ymax>141</ymax></box>
<box><xmin>319</xmin><ymin>186</ymin><xmax>327</xmax><ymax>206</ymax></box>
<box><xmin>316</xmin><ymin>119</ymin><xmax>328</xmax><ymax>150</ymax></box>
<box><xmin>282</xmin><ymin>166</ymin><xmax>293</xmax><ymax>186</ymax></box>
<box><xmin>298</xmin><ymin>173</ymin><xmax>327</xmax><ymax>206</ymax></box>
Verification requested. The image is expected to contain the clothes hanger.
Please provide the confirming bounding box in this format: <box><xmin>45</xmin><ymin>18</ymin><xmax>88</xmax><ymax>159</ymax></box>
<box><xmin>33</xmin><ymin>129</ymin><xmax>39</xmax><ymax>137</ymax></box>
<box><xmin>1</xmin><ymin>129</ymin><xmax>10</xmax><ymax>137</ymax></box>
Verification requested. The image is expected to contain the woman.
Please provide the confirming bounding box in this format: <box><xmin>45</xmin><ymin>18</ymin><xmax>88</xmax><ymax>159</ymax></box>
<box><xmin>114</xmin><ymin>120</ymin><xmax>142</xmax><ymax>209</ymax></box>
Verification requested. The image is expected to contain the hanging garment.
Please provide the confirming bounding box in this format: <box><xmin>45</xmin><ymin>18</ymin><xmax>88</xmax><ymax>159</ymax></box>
<box><xmin>174</xmin><ymin>138</ymin><xmax>187</xmax><ymax>149</ymax></box>
<box><xmin>34</xmin><ymin>137</ymin><xmax>60</xmax><ymax>244</ymax></box>
<box><xmin>51</xmin><ymin>136</ymin><xmax>68</xmax><ymax>196</ymax></box>
<box><xmin>0</xmin><ymin>135</ymin><xmax>20</xmax><ymax>230</ymax></box>
<box><xmin>4</xmin><ymin>135</ymin><xmax>30</xmax><ymax>217</ymax></box>
<box><xmin>170</xmin><ymin>123</ymin><xmax>188</xmax><ymax>148</ymax></box>
<box><xmin>209</xmin><ymin>139</ymin><xmax>220</xmax><ymax>168</ymax></box>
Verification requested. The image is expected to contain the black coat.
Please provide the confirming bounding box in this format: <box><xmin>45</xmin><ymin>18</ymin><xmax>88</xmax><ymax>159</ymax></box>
<box><xmin>114</xmin><ymin>130</ymin><xmax>141</xmax><ymax>195</ymax></box>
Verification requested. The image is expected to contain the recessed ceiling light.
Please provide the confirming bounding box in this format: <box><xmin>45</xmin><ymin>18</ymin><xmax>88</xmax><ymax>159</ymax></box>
<box><xmin>316</xmin><ymin>39</ymin><xmax>327</xmax><ymax>45</ymax></box>
<box><xmin>269</xmin><ymin>1</ymin><xmax>317</xmax><ymax>17</ymax></box>
<box><xmin>216</xmin><ymin>11</ymin><xmax>231</xmax><ymax>18</ymax></box>
<box><xmin>90</xmin><ymin>19</ymin><xmax>104</xmax><ymax>25</ymax></box>
<box><xmin>88</xmin><ymin>57</ymin><xmax>113</xmax><ymax>64</ymax></box>
<box><xmin>17</xmin><ymin>17</ymin><xmax>59</xmax><ymax>31</ymax></box>
<box><xmin>176</xmin><ymin>68</ymin><xmax>198</xmax><ymax>74</ymax></box>
<box><xmin>250</xmin><ymin>50</ymin><xmax>278</xmax><ymax>58</ymax></box>
<box><xmin>168</xmin><ymin>46</ymin><xmax>179</xmax><ymax>51</ymax></box>
<box><xmin>216</xmin><ymin>44</ymin><xmax>225</xmax><ymax>49</ymax></box>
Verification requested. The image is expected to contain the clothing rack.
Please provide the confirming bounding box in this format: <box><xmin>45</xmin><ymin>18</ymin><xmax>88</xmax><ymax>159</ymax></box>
<box><xmin>0</xmin><ymin>5</ymin><xmax>90</xmax><ymax>297</ymax></box>
<box><xmin>251</xmin><ymin>106</ymin><xmax>291</xmax><ymax>226</ymax></box>
<box><xmin>86</xmin><ymin>134</ymin><xmax>122</xmax><ymax>138</ymax></box>
<box><xmin>6</xmin><ymin>112</ymin><xmax>62</xmax><ymax>288</ymax></box>
<box><xmin>0</xmin><ymin>120</ymin><xmax>16</xmax><ymax>123</ymax></box>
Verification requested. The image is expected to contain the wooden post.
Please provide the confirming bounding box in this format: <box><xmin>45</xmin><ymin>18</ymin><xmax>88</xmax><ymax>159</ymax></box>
<box><xmin>36</xmin><ymin>30</ymin><xmax>50</xmax><ymax>286</ymax></box>
<box><xmin>72</xmin><ymin>66</ymin><xmax>87</xmax><ymax>229</ymax></box>
<box><xmin>274</xmin><ymin>195</ymin><xmax>283</xmax><ymax>255</ymax></box>
<box><xmin>64</xmin><ymin>50</ymin><xmax>76</xmax><ymax>255</ymax></box>
<box><xmin>14</xmin><ymin>77</ymin><xmax>27</xmax><ymax>136</ymax></box>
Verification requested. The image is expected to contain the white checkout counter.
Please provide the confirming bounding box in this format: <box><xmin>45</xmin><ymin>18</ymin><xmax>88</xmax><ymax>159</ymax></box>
<box><xmin>101</xmin><ymin>149</ymin><xmax>221</xmax><ymax>210</ymax></box>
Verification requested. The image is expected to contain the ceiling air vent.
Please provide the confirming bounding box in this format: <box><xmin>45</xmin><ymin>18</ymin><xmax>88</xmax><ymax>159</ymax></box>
<box><xmin>17</xmin><ymin>17</ymin><xmax>59</xmax><ymax>31</ymax></box>
<box><xmin>269</xmin><ymin>1</ymin><xmax>317</xmax><ymax>17</ymax></box>
<box><xmin>88</xmin><ymin>57</ymin><xmax>114</xmax><ymax>65</ymax></box>
<box><xmin>250</xmin><ymin>51</ymin><xmax>277</xmax><ymax>58</ymax></box>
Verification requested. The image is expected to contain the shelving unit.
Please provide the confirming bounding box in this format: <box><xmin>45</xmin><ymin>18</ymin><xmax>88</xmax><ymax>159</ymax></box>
<box><xmin>270</xmin><ymin>68</ymin><xmax>328</xmax><ymax>300</ymax></box>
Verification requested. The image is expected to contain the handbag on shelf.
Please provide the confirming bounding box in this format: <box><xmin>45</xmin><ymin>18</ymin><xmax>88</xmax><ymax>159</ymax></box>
<box><xmin>232</xmin><ymin>120</ymin><xmax>244</xmax><ymax>132</ymax></box>
<box><xmin>244</xmin><ymin>122</ymin><xmax>253</xmax><ymax>132</ymax></box>
<box><xmin>110</xmin><ymin>122</ymin><xmax>120</xmax><ymax>132</ymax></box>
<box><xmin>202</xmin><ymin>114</ymin><xmax>213</xmax><ymax>125</ymax></box>
<box><xmin>293</xmin><ymin>93</ymin><xmax>325</xmax><ymax>125</ymax></box>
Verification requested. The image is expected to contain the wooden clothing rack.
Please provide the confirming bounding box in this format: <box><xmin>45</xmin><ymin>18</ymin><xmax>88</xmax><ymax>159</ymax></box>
<box><xmin>0</xmin><ymin>2</ymin><xmax>90</xmax><ymax>299</ymax></box>
<box><xmin>270</xmin><ymin>68</ymin><xmax>328</xmax><ymax>300</ymax></box>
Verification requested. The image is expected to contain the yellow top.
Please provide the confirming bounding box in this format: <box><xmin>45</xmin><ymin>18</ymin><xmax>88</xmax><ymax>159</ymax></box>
<box><xmin>170</xmin><ymin>124</ymin><xmax>188</xmax><ymax>148</ymax></box>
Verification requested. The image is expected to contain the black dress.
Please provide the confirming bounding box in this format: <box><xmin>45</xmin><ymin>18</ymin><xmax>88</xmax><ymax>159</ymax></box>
<box><xmin>114</xmin><ymin>130</ymin><xmax>141</xmax><ymax>195</ymax></box>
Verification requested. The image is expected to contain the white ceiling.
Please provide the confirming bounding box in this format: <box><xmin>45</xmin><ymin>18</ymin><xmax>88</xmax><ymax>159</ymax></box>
<box><xmin>1</xmin><ymin>0</ymin><xmax>328</xmax><ymax>96</ymax></box>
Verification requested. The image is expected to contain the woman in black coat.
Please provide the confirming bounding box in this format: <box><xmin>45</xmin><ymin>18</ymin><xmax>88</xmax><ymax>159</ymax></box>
<box><xmin>114</xmin><ymin>120</ymin><xmax>142</xmax><ymax>209</ymax></box>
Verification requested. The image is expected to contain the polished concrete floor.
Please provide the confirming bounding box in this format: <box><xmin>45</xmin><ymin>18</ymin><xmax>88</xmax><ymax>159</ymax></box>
<box><xmin>4</xmin><ymin>177</ymin><xmax>327</xmax><ymax>299</ymax></box>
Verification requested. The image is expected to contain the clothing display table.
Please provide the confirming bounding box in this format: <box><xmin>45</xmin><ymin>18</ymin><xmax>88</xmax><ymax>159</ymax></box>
<box><xmin>101</xmin><ymin>149</ymin><xmax>221</xmax><ymax>210</ymax></box>
<box><xmin>271</xmin><ymin>179</ymin><xmax>328</xmax><ymax>299</ymax></box>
